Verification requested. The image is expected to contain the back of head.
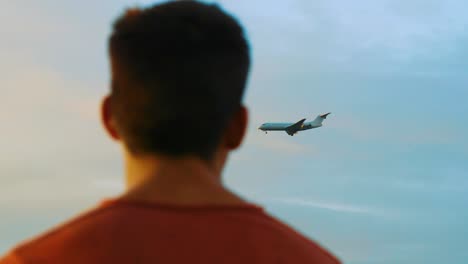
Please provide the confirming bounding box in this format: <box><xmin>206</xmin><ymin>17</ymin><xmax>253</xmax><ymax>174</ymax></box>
<box><xmin>109</xmin><ymin>0</ymin><xmax>250</xmax><ymax>160</ymax></box>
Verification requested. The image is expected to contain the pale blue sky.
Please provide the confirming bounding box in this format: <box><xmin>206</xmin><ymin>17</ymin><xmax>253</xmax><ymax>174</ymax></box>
<box><xmin>1</xmin><ymin>1</ymin><xmax>467</xmax><ymax>263</ymax></box>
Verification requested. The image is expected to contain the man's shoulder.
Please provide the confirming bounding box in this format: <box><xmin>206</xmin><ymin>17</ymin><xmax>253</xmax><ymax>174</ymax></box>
<box><xmin>0</xmin><ymin>252</ymin><xmax>22</xmax><ymax>264</ymax></box>
<box><xmin>0</xmin><ymin>204</ymin><xmax>109</xmax><ymax>264</ymax></box>
<box><xmin>1</xmin><ymin>201</ymin><xmax>340</xmax><ymax>264</ymax></box>
<box><xmin>253</xmin><ymin>212</ymin><xmax>341</xmax><ymax>264</ymax></box>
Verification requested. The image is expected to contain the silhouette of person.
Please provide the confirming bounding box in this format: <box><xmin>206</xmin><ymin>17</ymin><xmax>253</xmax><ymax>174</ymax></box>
<box><xmin>0</xmin><ymin>1</ymin><xmax>340</xmax><ymax>263</ymax></box>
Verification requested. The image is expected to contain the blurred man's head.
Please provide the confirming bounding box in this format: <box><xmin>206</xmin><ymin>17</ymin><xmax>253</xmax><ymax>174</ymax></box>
<box><xmin>103</xmin><ymin>1</ymin><xmax>250</xmax><ymax>162</ymax></box>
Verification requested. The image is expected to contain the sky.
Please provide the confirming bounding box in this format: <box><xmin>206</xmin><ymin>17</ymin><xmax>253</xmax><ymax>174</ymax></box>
<box><xmin>1</xmin><ymin>0</ymin><xmax>467</xmax><ymax>263</ymax></box>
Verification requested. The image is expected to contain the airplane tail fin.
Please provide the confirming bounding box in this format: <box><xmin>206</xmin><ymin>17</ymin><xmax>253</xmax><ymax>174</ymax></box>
<box><xmin>309</xmin><ymin>112</ymin><xmax>331</xmax><ymax>126</ymax></box>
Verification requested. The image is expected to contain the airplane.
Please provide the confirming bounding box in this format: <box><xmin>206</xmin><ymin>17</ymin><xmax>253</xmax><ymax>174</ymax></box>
<box><xmin>258</xmin><ymin>113</ymin><xmax>331</xmax><ymax>136</ymax></box>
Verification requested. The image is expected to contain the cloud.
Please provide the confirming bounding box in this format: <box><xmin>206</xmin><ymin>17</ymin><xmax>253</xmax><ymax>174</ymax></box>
<box><xmin>0</xmin><ymin>64</ymin><xmax>105</xmax><ymax>155</ymax></box>
<box><xmin>247</xmin><ymin>132</ymin><xmax>311</xmax><ymax>154</ymax></box>
<box><xmin>264</xmin><ymin>197</ymin><xmax>388</xmax><ymax>216</ymax></box>
<box><xmin>0</xmin><ymin>57</ymin><xmax>121</xmax><ymax>210</ymax></box>
<box><xmin>0</xmin><ymin>2</ymin><xmax>67</xmax><ymax>38</ymax></box>
<box><xmin>226</xmin><ymin>0</ymin><xmax>468</xmax><ymax>77</ymax></box>
<box><xmin>391</xmin><ymin>170</ymin><xmax>468</xmax><ymax>193</ymax></box>
<box><xmin>91</xmin><ymin>178</ymin><xmax>125</xmax><ymax>193</ymax></box>
<box><xmin>327</xmin><ymin>113</ymin><xmax>463</xmax><ymax>146</ymax></box>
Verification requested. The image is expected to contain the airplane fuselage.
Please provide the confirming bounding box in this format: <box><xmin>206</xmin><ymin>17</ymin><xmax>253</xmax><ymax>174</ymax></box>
<box><xmin>258</xmin><ymin>112</ymin><xmax>330</xmax><ymax>136</ymax></box>
<box><xmin>259</xmin><ymin>122</ymin><xmax>320</xmax><ymax>131</ymax></box>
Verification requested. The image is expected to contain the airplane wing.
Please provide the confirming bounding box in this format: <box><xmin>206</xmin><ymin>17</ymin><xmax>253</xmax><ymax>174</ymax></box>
<box><xmin>285</xmin><ymin>118</ymin><xmax>306</xmax><ymax>135</ymax></box>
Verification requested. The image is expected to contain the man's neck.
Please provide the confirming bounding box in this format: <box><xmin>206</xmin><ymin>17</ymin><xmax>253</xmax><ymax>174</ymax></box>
<box><xmin>120</xmin><ymin>152</ymin><xmax>246</xmax><ymax>206</ymax></box>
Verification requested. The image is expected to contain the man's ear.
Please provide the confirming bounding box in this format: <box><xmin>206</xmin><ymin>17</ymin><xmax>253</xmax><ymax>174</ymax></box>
<box><xmin>101</xmin><ymin>95</ymin><xmax>120</xmax><ymax>141</ymax></box>
<box><xmin>223</xmin><ymin>105</ymin><xmax>248</xmax><ymax>150</ymax></box>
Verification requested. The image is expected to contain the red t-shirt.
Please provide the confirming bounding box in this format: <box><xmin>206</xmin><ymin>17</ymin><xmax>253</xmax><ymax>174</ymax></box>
<box><xmin>0</xmin><ymin>199</ymin><xmax>340</xmax><ymax>264</ymax></box>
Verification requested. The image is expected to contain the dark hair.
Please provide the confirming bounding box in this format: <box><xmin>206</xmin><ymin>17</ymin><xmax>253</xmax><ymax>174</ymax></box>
<box><xmin>109</xmin><ymin>0</ymin><xmax>250</xmax><ymax>160</ymax></box>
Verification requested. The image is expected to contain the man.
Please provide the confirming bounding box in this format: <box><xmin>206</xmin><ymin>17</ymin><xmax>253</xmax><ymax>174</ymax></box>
<box><xmin>1</xmin><ymin>1</ymin><xmax>340</xmax><ymax>263</ymax></box>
